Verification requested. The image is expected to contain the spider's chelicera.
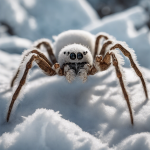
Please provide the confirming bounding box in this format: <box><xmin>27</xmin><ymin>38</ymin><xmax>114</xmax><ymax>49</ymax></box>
<box><xmin>7</xmin><ymin>30</ymin><xmax>149</xmax><ymax>125</ymax></box>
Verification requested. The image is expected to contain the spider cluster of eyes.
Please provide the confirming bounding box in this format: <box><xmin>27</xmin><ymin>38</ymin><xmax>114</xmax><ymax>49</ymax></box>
<box><xmin>63</xmin><ymin>51</ymin><xmax>88</xmax><ymax>60</ymax></box>
<box><xmin>61</xmin><ymin>50</ymin><xmax>90</xmax><ymax>83</ymax></box>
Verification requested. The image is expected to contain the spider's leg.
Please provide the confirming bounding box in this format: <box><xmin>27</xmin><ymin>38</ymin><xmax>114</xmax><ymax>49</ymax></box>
<box><xmin>89</xmin><ymin>51</ymin><xmax>133</xmax><ymax>124</ymax></box>
<box><xmin>99</xmin><ymin>40</ymin><xmax>112</xmax><ymax>56</ymax></box>
<box><xmin>94</xmin><ymin>32</ymin><xmax>115</xmax><ymax>58</ymax></box>
<box><xmin>7</xmin><ymin>50</ymin><xmax>56</xmax><ymax>122</ymax></box>
<box><xmin>110</xmin><ymin>42</ymin><xmax>148</xmax><ymax>99</ymax></box>
<box><xmin>100</xmin><ymin>40</ymin><xmax>148</xmax><ymax>99</ymax></box>
<box><xmin>10</xmin><ymin>49</ymin><xmax>52</xmax><ymax>88</ymax></box>
<box><xmin>88</xmin><ymin>52</ymin><xmax>111</xmax><ymax>75</ymax></box>
<box><xmin>110</xmin><ymin>52</ymin><xmax>134</xmax><ymax>125</ymax></box>
<box><xmin>33</xmin><ymin>39</ymin><xmax>57</xmax><ymax>64</ymax></box>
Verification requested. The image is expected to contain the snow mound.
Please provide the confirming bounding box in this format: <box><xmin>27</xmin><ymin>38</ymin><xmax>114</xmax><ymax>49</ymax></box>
<box><xmin>117</xmin><ymin>133</ymin><xmax>150</xmax><ymax>150</ymax></box>
<box><xmin>0</xmin><ymin>109</ymin><xmax>110</xmax><ymax>150</ymax></box>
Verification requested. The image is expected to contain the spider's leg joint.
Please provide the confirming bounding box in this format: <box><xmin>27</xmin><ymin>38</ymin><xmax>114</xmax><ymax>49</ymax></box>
<box><xmin>96</xmin><ymin>55</ymin><xmax>103</xmax><ymax>62</ymax></box>
<box><xmin>94</xmin><ymin>55</ymin><xmax>102</xmax><ymax>72</ymax></box>
<box><xmin>52</xmin><ymin>63</ymin><xmax>60</xmax><ymax>74</ymax></box>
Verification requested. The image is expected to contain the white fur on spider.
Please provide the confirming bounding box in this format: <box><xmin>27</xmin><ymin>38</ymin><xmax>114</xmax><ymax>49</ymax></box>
<box><xmin>64</xmin><ymin>65</ymin><xmax>76</xmax><ymax>83</ymax></box>
<box><xmin>7</xmin><ymin>51</ymin><xmax>37</xmax><ymax>120</ymax></box>
<box><xmin>58</xmin><ymin>44</ymin><xmax>93</xmax><ymax>67</ymax></box>
<box><xmin>78</xmin><ymin>64</ymin><xmax>90</xmax><ymax>83</ymax></box>
<box><xmin>53</xmin><ymin>30</ymin><xmax>95</xmax><ymax>58</ymax></box>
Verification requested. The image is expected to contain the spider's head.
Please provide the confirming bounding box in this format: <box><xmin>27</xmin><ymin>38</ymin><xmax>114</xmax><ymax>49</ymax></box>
<box><xmin>58</xmin><ymin>44</ymin><xmax>93</xmax><ymax>82</ymax></box>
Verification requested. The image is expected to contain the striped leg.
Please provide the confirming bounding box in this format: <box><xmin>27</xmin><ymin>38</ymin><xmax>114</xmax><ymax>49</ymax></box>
<box><xmin>100</xmin><ymin>40</ymin><xmax>148</xmax><ymax>99</ymax></box>
<box><xmin>89</xmin><ymin>50</ymin><xmax>134</xmax><ymax>124</ymax></box>
<box><xmin>111</xmin><ymin>52</ymin><xmax>134</xmax><ymax>125</ymax></box>
<box><xmin>94</xmin><ymin>33</ymin><xmax>111</xmax><ymax>58</ymax></box>
<box><xmin>34</xmin><ymin>39</ymin><xmax>57</xmax><ymax>64</ymax></box>
<box><xmin>11</xmin><ymin>49</ymin><xmax>52</xmax><ymax>88</ymax></box>
<box><xmin>7</xmin><ymin>50</ymin><xmax>56</xmax><ymax>122</ymax></box>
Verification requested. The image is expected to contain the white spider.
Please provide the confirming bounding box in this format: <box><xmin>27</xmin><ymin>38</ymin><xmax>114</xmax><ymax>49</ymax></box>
<box><xmin>7</xmin><ymin>30</ymin><xmax>149</xmax><ymax>125</ymax></box>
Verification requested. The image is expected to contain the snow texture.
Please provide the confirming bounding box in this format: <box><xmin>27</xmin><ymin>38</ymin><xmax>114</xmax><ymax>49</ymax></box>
<box><xmin>0</xmin><ymin>1</ymin><xmax>150</xmax><ymax>150</ymax></box>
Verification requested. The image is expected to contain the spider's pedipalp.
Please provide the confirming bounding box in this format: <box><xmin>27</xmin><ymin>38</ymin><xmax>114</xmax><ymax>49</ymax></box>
<box><xmin>64</xmin><ymin>65</ymin><xmax>76</xmax><ymax>83</ymax></box>
<box><xmin>78</xmin><ymin>64</ymin><xmax>90</xmax><ymax>83</ymax></box>
<box><xmin>7</xmin><ymin>49</ymin><xmax>56</xmax><ymax>122</ymax></box>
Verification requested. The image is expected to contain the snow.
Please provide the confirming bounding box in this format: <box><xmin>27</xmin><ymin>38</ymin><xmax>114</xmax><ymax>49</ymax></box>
<box><xmin>0</xmin><ymin>0</ymin><xmax>98</xmax><ymax>41</ymax></box>
<box><xmin>0</xmin><ymin>109</ymin><xmax>110</xmax><ymax>150</ymax></box>
<box><xmin>0</xmin><ymin>1</ymin><xmax>150</xmax><ymax>150</ymax></box>
<box><xmin>84</xmin><ymin>6</ymin><xmax>150</xmax><ymax>68</ymax></box>
<box><xmin>0</xmin><ymin>36</ymin><xmax>32</xmax><ymax>54</ymax></box>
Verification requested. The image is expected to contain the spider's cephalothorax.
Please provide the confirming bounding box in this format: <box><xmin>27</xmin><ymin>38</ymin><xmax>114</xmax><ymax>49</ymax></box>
<box><xmin>58</xmin><ymin>44</ymin><xmax>93</xmax><ymax>82</ymax></box>
<box><xmin>7</xmin><ymin>30</ymin><xmax>149</xmax><ymax>125</ymax></box>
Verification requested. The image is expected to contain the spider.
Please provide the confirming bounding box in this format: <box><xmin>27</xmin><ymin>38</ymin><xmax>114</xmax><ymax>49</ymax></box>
<box><xmin>6</xmin><ymin>30</ymin><xmax>148</xmax><ymax>125</ymax></box>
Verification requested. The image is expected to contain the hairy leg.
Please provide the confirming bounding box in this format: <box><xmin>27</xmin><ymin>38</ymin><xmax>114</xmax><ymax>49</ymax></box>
<box><xmin>110</xmin><ymin>52</ymin><xmax>134</xmax><ymax>125</ymax></box>
<box><xmin>100</xmin><ymin>41</ymin><xmax>112</xmax><ymax>56</ymax></box>
<box><xmin>11</xmin><ymin>49</ymin><xmax>52</xmax><ymax>88</ymax></box>
<box><xmin>110</xmin><ymin>43</ymin><xmax>148</xmax><ymax>99</ymax></box>
<box><xmin>88</xmin><ymin>52</ymin><xmax>111</xmax><ymax>75</ymax></box>
<box><xmin>94</xmin><ymin>33</ymin><xmax>110</xmax><ymax>58</ymax></box>
<box><xmin>100</xmin><ymin>40</ymin><xmax>148</xmax><ymax>99</ymax></box>
<box><xmin>89</xmin><ymin>51</ymin><xmax>133</xmax><ymax>124</ymax></box>
<box><xmin>34</xmin><ymin>39</ymin><xmax>57</xmax><ymax>64</ymax></box>
<box><xmin>7</xmin><ymin>52</ymin><xmax>56</xmax><ymax>122</ymax></box>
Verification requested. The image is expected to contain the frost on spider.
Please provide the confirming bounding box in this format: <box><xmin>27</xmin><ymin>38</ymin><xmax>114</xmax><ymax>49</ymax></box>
<box><xmin>111</xmin><ymin>50</ymin><xmax>127</xmax><ymax>85</ymax></box>
<box><xmin>78</xmin><ymin>69</ymin><xmax>88</xmax><ymax>83</ymax></box>
<box><xmin>53</xmin><ymin>30</ymin><xmax>95</xmax><ymax>58</ymax></box>
<box><xmin>7</xmin><ymin>49</ymin><xmax>38</xmax><ymax>120</ymax></box>
<box><xmin>110</xmin><ymin>40</ymin><xmax>148</xmax><ymax>98</ymax></box>
<box><xmin>111</xmin><ymin>40</ymin><xmax>139</xmax><ymax>66</ymax></box>
<box><xmin>78</xmin><ymin>64</ymin><xmax>90</xmax><ymax>83</ymax></box>
<box><xmin>95</xmin><ymin>32</ymin><xmax>116</xmax><ymax>54</ymax></box>
<box><xmin>58</xmin><ymin>44</ymin><xmax>93</xmax><ymax>67</ymax></box>
<box><xmin>96</xmin><ymin>32</ymin><xmax>115</xmax><ymax>40</ymax></box>
<box><xmin>64</xmin><ymin>65</ymin><xmax>76</xmax><ymax>83</ymax></box>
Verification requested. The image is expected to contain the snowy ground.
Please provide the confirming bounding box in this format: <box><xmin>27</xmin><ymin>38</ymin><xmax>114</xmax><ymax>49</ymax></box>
<box><xmin>0</xmin><ymin>0</ymin><xmax>150</xmax><ymax>150</ymax></box>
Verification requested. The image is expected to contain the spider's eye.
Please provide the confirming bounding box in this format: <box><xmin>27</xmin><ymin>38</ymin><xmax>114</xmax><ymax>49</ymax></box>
<box><xmin>77</xmin><ymin>52</ymin><xmax>83</xmax><ymax>60</ymax></box>
<box><xmin>70</xmin><ymin>53</ymin><xmax>76</xmax><ymax>60</ymax></box>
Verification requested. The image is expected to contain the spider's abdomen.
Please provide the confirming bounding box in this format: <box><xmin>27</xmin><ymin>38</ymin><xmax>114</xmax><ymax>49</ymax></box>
<box><xmin>53</xmin><ymin>30</ymin><xmax>95</xmax><ymax>58</ymax></box>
